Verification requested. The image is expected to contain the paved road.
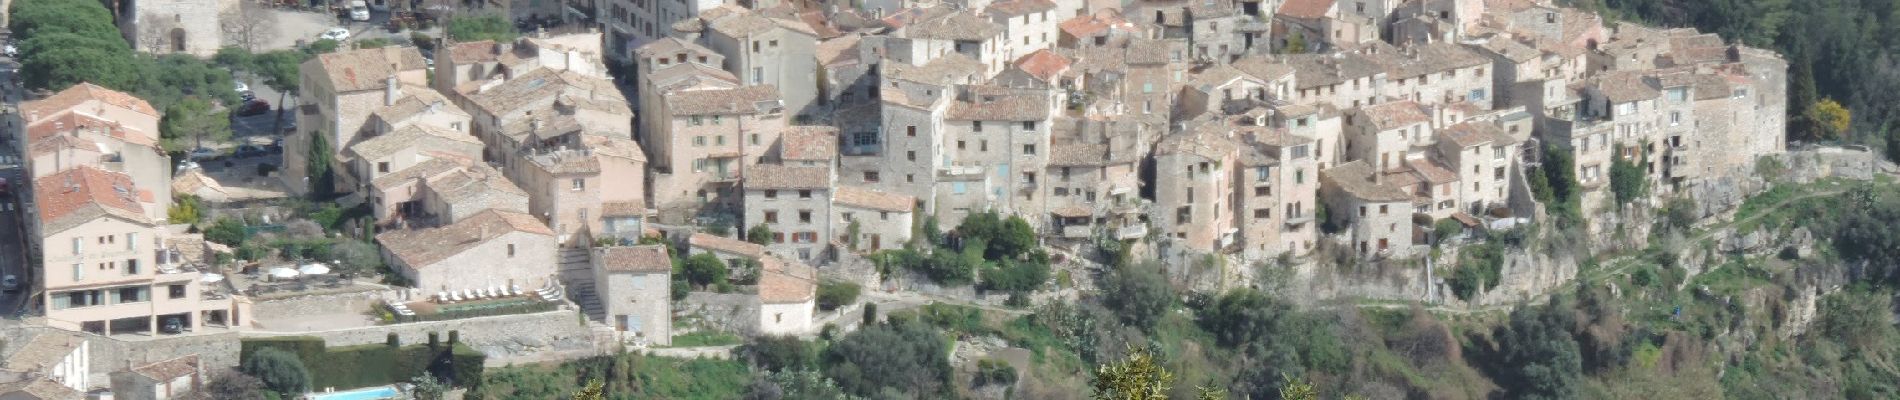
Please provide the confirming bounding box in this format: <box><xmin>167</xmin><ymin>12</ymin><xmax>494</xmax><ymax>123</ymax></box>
<box><xmin>0</xmin><ymin>55</ymin><xmax>30</xmax><ymax>320</ymax></box>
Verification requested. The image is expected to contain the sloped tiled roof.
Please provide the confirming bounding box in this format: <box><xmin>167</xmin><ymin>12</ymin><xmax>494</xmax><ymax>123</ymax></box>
<box><xmin>985</xmin><ymin>0</ymin><xmax>1057</xmax><ymax>17</ymax></box>
<box><xmin>691</xmin><ymin>233</ymin><xmax>766</xmax><ymax>259</ymax></box>
<box><xmin>0</xmin><ymin>379</ymin><xmax>83</xmax><ymax>400</ymax></box>
<box><xmin>1322</xmin><ymin>160</ymin><xmax>1413</xmax><ymax>202</ymax></box>
<box><xmin>758</xmin><ymin>256</ymin><xmax>816</xmax><ymax>304</ymax></box>
<box><xmin>746</xmin><ymin>165</ymin><xmax>831</xmax><ymax>190</ymax></box>
<box><xmin>24</xmin><ymin>82</ymin><xmax>159</xmax><ymax>119</ymax></box>
<box><xmin>347</xmin><ymin>124</ymin><xmax>482</xmax><ymax>161</ymax></box>
<box><xmin>3</xmin><ymin>332</ymin><xmax>83</xmax><ymax>373</ymax></box>
<box><xmin>907</xmin><ymin>11</ymin><xmax>1005</xmax><ymax>41</ymax></box>
<box><xmin>1278</xmin><ymin>0</ymin><xmax>1335</xmax><ymax>19</ymax></box>
<box><xmin>947</xmin><ymin>86</ymin><xmax>1050</xmax><ymax>121</ymax></box>
<box><xmin>131</xmin><ymin>354</ymin><xmax>200</xmax><ymax>381</ymax></box>
<box><xmin>834</xmin><ymin>186</ymin><xmax>915</xmax><ymax>212</ymax></box>
<box><xmin>780</xmin><ymin>126</ymin><xmax>838</xmax><ymax>161</ymax></box>
<box><xmin>1439</xmin><ymin>122</ymin><xmax>1510</xmax><ymax>147</ymax></box>
<box><xmin>596</xmin><ymin>245</ymin><xmax>673</xmax><ymax>273</ymax></box>
<box><xmin>1012</xmin><ymin>49</ymin><xmax>1072</xmax><ymax>83</ymax></box>
<box><xmin>666</xmin><ymin>85</ymin><xmax>782</xmax><ymax>116</ymax></box>
<box><xmin>1590</xmin><ymin>71</ymin><xmax>1661</xmax><ymax>103</ymax></box>
<box><xmin>1358</xmin><ymin>101</ymin><xmax>1430</xmax><ymax>130</ymax></box>
<box><xmin>468</xmin><ymin>69</ymin><xmax>624</xmax><ymax>117</ymax></box>
<box><xmin>310</xmin><ymin>47</ymin><xmax>428</xmax><ymax>92</ymax></box>
<box><xmin>34</xmin><ymin>166</ymin><xmax>151</xmax><ymax>234</ymax></box>
<box><xmin>376</xmin><ymin>209</ymin><xmax>555</xmax><ymax>268</ymax></box>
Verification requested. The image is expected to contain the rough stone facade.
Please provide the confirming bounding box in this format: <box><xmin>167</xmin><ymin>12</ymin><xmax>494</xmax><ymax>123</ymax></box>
<box><xmin>126</xmin><ymin>0</ymin><xmax>236</xmax><ymax>57</ymax></box>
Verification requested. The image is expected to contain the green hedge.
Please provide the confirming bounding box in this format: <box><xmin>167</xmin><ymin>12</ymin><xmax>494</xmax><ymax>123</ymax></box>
<box><xmin>240</xmin><ymin>336</ymin><xmax>487</xmax><ymax>389</ymax></box>
<box><xmin>396</xmin><ymin>299</ymin><xmax>559</xmax><ymax>323</ymax></box>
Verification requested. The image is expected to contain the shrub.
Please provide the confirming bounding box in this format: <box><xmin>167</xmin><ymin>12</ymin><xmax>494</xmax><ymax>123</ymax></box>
<box><xmin>973</xmin><ymin>359</ymin><xmax>1018</xmax><ymax>387</ymax></box>
<box><xmin>741</xmin><ymin>335</ymin><xmax>818</xmax><ymax>372</ymax></box>
<box><xmin>681</xmin><ymin>253</ymin><xmax>729</xmax><ymax>289</ymax></box>
<box><xmin>204</xmin><ymin>217</ymin><xmax>248</xmax><ymax>245</ymax></box>
<box><xmin>980</xmin><ymin>258</ymin><xmax>1051</xmax><ymax>292</ymax></box>
<box><xmin>241</xmin><ymin>348</ymin><xmax>310</xmax><ymax>395</ymax></box>
<box><xmin>1101</xmin><ymin>261</ymin><xmax>1174</xmax><ymax>331</ymax></box>
<box><xmin>1610</xmin><ymin>153</ymin><xmax>1650</xmax><ymax>206</ymax></box>
<box><xmin>240</xmin><ymin>337</ymin><xmax>485</xmax><ymax>390</ymax></box>
<box><xmin>822</xmin><ymin>319</ymin><xmax>953</xmax><ymax>397</ymax></box>
<box><xmin>816</xmin><ymin>280</ymin><xmax>861</xmax><ymax>311</ymax></box>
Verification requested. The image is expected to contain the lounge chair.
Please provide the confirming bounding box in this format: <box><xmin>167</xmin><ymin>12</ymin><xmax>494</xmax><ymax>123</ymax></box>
<box><xmin>463</xmin><ymin>289</ymin><xmax>476</xmax><ymax>300</ymax></box>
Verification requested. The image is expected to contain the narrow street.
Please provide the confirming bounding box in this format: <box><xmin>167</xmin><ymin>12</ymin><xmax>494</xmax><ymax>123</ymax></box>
<box><xmin>0</xmin><ymin>51</ymin><xmax>31</xmax><ymax>321</ymax></box>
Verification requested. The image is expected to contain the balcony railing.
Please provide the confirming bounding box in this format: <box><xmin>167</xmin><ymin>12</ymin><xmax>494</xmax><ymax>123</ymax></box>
<box><xmin>1062</xmin><ymin>225</ymin><xmax>1092</xmax><ymax>238</ymax></box>
<box><xmin>939</xmin><ymin>165</ymin><xmax>984</xmax><ymax>177</ymax></box>
<box><xmin>1116</xmin><ymin>224</ymin><xmax>1148</xmax><ymax>239</ymax></box>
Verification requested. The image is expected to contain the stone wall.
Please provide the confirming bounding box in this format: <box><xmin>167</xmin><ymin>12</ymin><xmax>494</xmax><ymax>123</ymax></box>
<box><xmin>244</xmin><ymin>309</ymin><xmax>605</xmax><ymax>365</ymax></box>
<box><xmin>677</xmin><ymin>292</ymin><xmax>756</xmax><ymax>335</ymax></box>
<box><xmin>0</xmin><ymin>326</ymin><xmax>241</xmax><ymax>390</ymax></box>
<box><xmin>251</xmin><ymin>290</ymin><xmax>400</xmax><ymax>322</ymax></box>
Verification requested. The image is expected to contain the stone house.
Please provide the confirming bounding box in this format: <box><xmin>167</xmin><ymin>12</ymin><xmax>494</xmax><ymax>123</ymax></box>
<box><xmin>685</xmin><ymin>6</ymin><xmax>822</xmax><ymax>117</ymax></box>
<box><xmin>1</xmin><ymin>332</ymin><xmax>88</xmax><ymax>393</ymax></box>
<box><xmin>936</xmin><ymin>85</ymin><xmax>1057</xmax><ymax>228</ymax></box>
<box><xmin>434</xmin><ymin>32</ymin><xmax>611</xmax><ymax>97</ymax></box>
<box><xmin>415</xmin><ymin>164</ymin><xmax>533</xmax><ymax>226</ymax></box>
<box><xmin>1282</xmin><ymin>52</ymin><xmax>1388</xmax><ymax>110</ymax></box>
<box><xmin>23</xmin><ymin>84</ymin><xmax>162</xmax><ymax>144</ymax></box>
<box><xmin>0</xmin><ymin>379</ymin><xmax>85</xmax><ymax>399</ymax></box>
<box><xmin>1318</xmin><ymin>160</ymin><xmax>1415</xmax><ymax>258</ymax></box>
<box><xmin>1056</xmin><ymin>10</ymin><xmax>1140</xmax><ymax>49</ymax></box>
<box><xmin>21</xmin><ymin>112</ymin><xmax>170</xmax><ymax>214</ymax></box>
<box><xmin>284</xmin><ymin>47</ymin><xmax>430</xmax><ymax>195</ymax></box>
<box><xmin>994</xmin><ymin>49</ymin><xmax>1073</xmax><ymax>90</ymax></box>
<box><xmin>1464</xmin><ymin>36</ymin><xmax>1546</xmax><ymax>106</ymax></box>
<box><xmin>644</xmin><ymin>84</ymin><xmax>787</xmax><ymax>223</ymax></box>
<box><xmin>1435</xmin><ymin>120</ymin><xmax>1522</xmax><ymax>216</ymax></box>
<box><xmin>900</xmin><ymin>10</ymin><xmax>1010</xmax><ymax>76</ymax></box>
<box><xmin>1044</xmin><ymin>127</ymin><xmax>1145</xmax><ymax>240</ymax></box>
<box><xmin>754</xmin><ymin>256</ymin><xmax>816</xmax><ymax>336</ymax></box>
<box><xmin>108</xmin><ymin>354</ymin><xmax>199</xmax><ymax>400</ymax></box>
<box><xmin>1274</xmin><ymin>0</ymin><xmax>1378</xmax><ymax>52</ymax></box>
<box><xmin>832</xmin><ymin>186</ymin><xmax>916</xmax><ymax>252</ymax></box>
<box><xmin>743</xmin><ymin>165</ymin><xmax>835</xmax><ymax>262</ymax></box>
<box><xmin>365</xmin><ymin>90</ymin><xmax>472</xmax><ymax>140</ymax></box>
<box><xmin>511</xmin><ymin>133</ymin><xmax>648</xmax><ymax>244</ymax></box>
<box><xmin>1234</xmin><ymin>125</ymin><xmax>1319</xmax><ymax>259</ymax></box>
<box><xmin>591</xmin><ymin>245</ymin><xmax>674</xmax><ymax>346</ymax></box>
<box><xmin>774</xmin><ymin>126</ymin><xmax>838</xmax><ymax>167</ymax></box>
<box><xmin>1152</xmin><ymin>126</ymin><xmax>1241</xmax><ymax>253</ymax></box>
<box><xmin>463</xmin><ymin>68</ymin><xmax>629</xmax><ymax>163</ymax></box>
<box><xmin>1371</xmin><ymin>42</ymin><xmax>1494</xmax><ymax>110</ymax></box>
<box><xmin>376</xmin><ymin>210</ymin><xmax>559</xmax><ymax>295</ymax></box>
<box><xmin>983</xmin><ymin>0</ymin><xmax>1063</xmax><ymax>64</ymax></box>
<box><xmin>1343</xmin><ymin>100</ymin><xmax>1432</xmax><ymax>172</ymax></box>
<box><xmin>345</xmin><ymin>124</ymin><xmax>485</xmax><ymax>202</ymax></box>
<box><xmin>33</xmin><ymin>167</ymin><xmax>248</xmax><ymax>335</ymax></box>
<box><xmin>599</xmin><ymin>0</ymin><xmax>728</xmax><ymax>64</ymax></box>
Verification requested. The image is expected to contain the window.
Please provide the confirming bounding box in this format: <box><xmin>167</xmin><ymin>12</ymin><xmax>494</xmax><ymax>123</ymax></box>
<box><xmin>981</xmin><ymin>140</ymin><xmax>989</xmax><ymax>151</ymax></box>
<box><xmin>907</xmin><ymin>125</ymin><xmax>917</xmax><ymax>137</ymax></box>
<box><xmin>1022</xmin><ymin>121</ymin><xmax>1037</xmax><ymax>130</ymax></box>
<box><xmin>1022</xmin><ymin>145</ymin><xmax>1036</xmax><ymax>155</ymax></box>
<box><xmin>692</xmin><ymin>136</ymin><xmax>705</xmax><ymax>146</ymax></box>
<box><xmin>765</xmin><ymin>211</ymin><xmax>779</xmax><ymax>223</ymax></box>
<box><xmin>1494</xmin><ymin>167</ymin><xmax>1506</xmax><ymax>180</ymax></box>
<box><xmin>1255</xmin><ymin>186</ymin><xmax>1271</xmax><ymax>196</ymax></box>
<box><xmin>972</xmin><ymin>121</ymin><xmax>983</xmax><ymax>132</ymax></box>
<box><xmin>907</xmin><ymin>151</ymin><xmax>917</xmax><ymax>161</ymax></box>
<box><xmin>115</xmin><ymin>287</ymin><xmax>146</xmax><ymax>304</ymax></box>
<box><xmin>571</xmin><ymin>178</ymin><xmax>586</xmax><ymax>191</ymax></box>
<box><xmin>71</xmin><ymin>264</ymin><xmax>82</xmax><ymax>281</ymax></box>
<box><xmin>1670</xmin><ymin>111</ymin><xmax>1682</xmax><ymax>126</ymax></box>
<box><xmin>1616</xmin><ymin>103</ymin><xmax>1635</xmax><ymax>116</ymax></box>
<box><xmin>769</xmin><ymin>40</ymin><xmax>778</xmax><ymax>47</ymax></box>
<box><xmin>1143</xmin><ymin>83</ymin><xmax>1153</xmax><ymax>93</ymax></box>
<box><xmin>169</xmin><ymin>284</ymin><xmax>187</xmax><ymax>299</ymax></box>
<box><xmin>377</xmin><ymin>162</ymin><xmax>390</xmax><ymax>173</ymax></box>
<box><xmin>750</xmin><ymin>134</ymin><xmax>761</xmax><ymax>145</ymax></box>
<box><xmin>773</xmin><ymin>232</ymin><xmax>785</xmax><ymax>243</ymax></box>
<box><xmin>128</xmin><ymin>232</ymin><xmax>137</xmax><ymax>251</ymax></box>
<box><xmin>1255</xmin><ymin>209</ymin><xmax>1270</xmax><ymax>219</ymax></box>
<box><xmin>507</xmin><ymin>244</ymin><xmax>515</xmax><ymax>257</ymax></box>
<box><xmin>764</xmin><ymin>190</ymin><xmax>778</xmax><ymax>199</ymax></box>
<box><xmin>691</xmin><ymin>116</ymin><xmax>704</xmax><ymax>126</ymax></box>
<box><xmin>72</xmin><ymin>237</ymin><xmax>81</xmax><ymax>255</ymax></box>
<box><xmin>1255</xmin><ymin>166</ymin><xmax>1270</xmax><ymax>181</ymax></box>
<box><xmin>799</xmin><ymin>210</ymin><xmax>812</xmax><ymax>223</ymax></box>
<box><xmin>1295</xmin><ymin>169</ymin><xmax>1305</xmax><ymax>184</ymax></box>
<box><xmin>798</xmin><ymin>190</ymin><xmax>812</xmax><ymax>199</ymax></box>
<box><xmin>715</xmin><ymin>135</ymin><xmax>726</xmax><ymax>145</ymax></box>
<box><xmin>125</xmin><ymin>259</ymin><xmax>139</xmax><ymax>275</ymax></box>
<box><xmin>863</xmin><ymin>171</ymin><xmax>880</xmax><ymax>182</ymax></box>
<box><xmin>1379</xmin><ymin>205</ymin><xmax>1389</xmax><ymax>214</ymax></box>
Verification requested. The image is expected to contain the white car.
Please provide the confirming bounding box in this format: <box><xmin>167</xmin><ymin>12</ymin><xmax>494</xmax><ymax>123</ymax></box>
<box><xmin>2</xmin><ymin>275</ymin><xmax>18</xmax><ymax>292</ymax></box>
<box><xmin>233</xmin><ymin>80</ymin><xmax>249</xmax><ymax>93</ymax></box>
<box><xmin>320</xmin><ymin>28</ymin><xmax>351</xmax><ymax>42</ymax></box>
<box><xmin>188</xmin><ymin>147</ymin><xmax>219</xmax><ymax>160</ymax></box>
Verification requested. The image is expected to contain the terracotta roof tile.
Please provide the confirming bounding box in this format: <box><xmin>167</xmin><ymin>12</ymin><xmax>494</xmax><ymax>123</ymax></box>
<box><xmin>596</xmin><ymin>245</ymin><xmax>672</xmax><ymax>273</ymax></box>
<box><xmin>746</xmin><ymin>165</ymin><xmax>831</xmax><ymax>189</ymax></box>
<box><xmin>131</xmin><ymin>354</ymin><xmax>199</xmax><ymax>381</ymax></box>
<box><xmin>780</xmin><ymin>126</ymin><xmax>838</xmax><ymax>161</ymax></box>
<box><xmin>1358</xmin><ymin>101</ymin><xmax>1430</xmax><ymax>130</ymax></box>
<box><xmin>23</xmin><ymin>83</ymin><xmax>159</xmax><ymax>120</ymax></box>
<box><xmin>947</xmin><ymin>86</ymin><xmax>1050</xmax><ymax>121</ymax></box>
<box><xmin>602</xmin><ymin>201</ymin><xmax>645</xmax><ymax>217</ymax></box>
<box><xmin>447</xmin><ymin>40</ymin><xmax>502</xmax><ymax>64</ymax></box>
<box><xmin>34</xmin><ymin>166</ymin><xmax>151</xmax><ymax>234</ymax></box>
<box><xmin>376</xmin><ymin>209</ymin><xmax>554</xmax><ymax>268</ymax></box>
<box><xmin>666</xmin><ymin>85</ymin><xmax>783</xmax><ymax>115</ymax></box>
<box><xmin>691</xmin><ymin>233</ymin><xmax>766</xmax><ymax>259</ymax></box>
<box><xmin>1012</xmin><ymin>49</ymin><xmax>1072</xmax><ymax>83</ymax></box>
<box><xmin>1322</xmin><ymin>160</ymin><xmax>1413</xmax><ymax>202</ymax></box>
<box><xmin>1278</xmin><ymin>0</ymin><xmax>1335</xmax><ymax>19</ymax></box>
<box><xmin>3</xmin><ymin>332</ymin><xmax>83</xmax><ymax>373</ymax></box>
<box><xmin>0</xmin><ymin>379</ymin><xmax>83</xmax><ymax>400</ymax></box>
<box><xmin>310</xmin><ymin>47</ymin><xmax>428</xmax><ymax>92</ymax></box>
<box><xmin>347</xmin><ymin>124</ymin><xmax>482</xmax><ymax>161</ymax></box>
<box><xmin>758</xmin><ymin>256</ymin><xmax>816</xmax><ymax>303</ymax></box>
<box><xmin>833</xmin><ymin>186</ymin><xmax>914</xmax><ymax>212</ymax></box>
<box><xmin>907</xmin><ymin>11</ymin><xmax>1004</xmax><ymax>41</ymax></box>
<box><xmin>984</xmin><ymin>0</ymin><xmax>1056</xmax><ymax>17</ymax></box>
<box><xmin>25</xmin><ymin>110</ymin><xmax>152</xmax><ymax>148</ymax></box>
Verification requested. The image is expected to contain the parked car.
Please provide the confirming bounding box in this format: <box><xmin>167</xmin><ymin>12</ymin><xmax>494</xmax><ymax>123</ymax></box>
<box><xmin>188</xmin><ymin>147</ymin><xmax>220</xmax><ymax>160</ymax></box>
<box><xmin>2</xmin><ymin>275</ymin><xmax>18</xmax><ymax>292</ymax></box>
<box><xmin>320</xmin><ymin>27</ymin><xmax>351</xmax><ymax>41</ymax></box>
<box><xmin>160</xmin><ymin>317</ymin><xmax>184</xmax><ymax>334</ymax></box>
<box><xmin>349</xmin><ymin>1</ymin><xmax>370</xmax><ymax>21</ymax></box>
<box><xmin>233</xmin><ymin>80</ymin><xmax>249</xmax><ymax>93</ymax></box>
<box><xmin>236</xmin><ymin>99</ymin><xmax>270</xmax><ymax>116</ymax></box>
<box><xmin>235</xmin><ymin>144</ymin><xmax>271</xmax><ymax>158</ymax></box>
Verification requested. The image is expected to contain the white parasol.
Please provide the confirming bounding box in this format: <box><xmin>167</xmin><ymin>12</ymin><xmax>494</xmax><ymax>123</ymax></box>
<box><xmin>268</xmin><ymin>267</ymin><xmax>302</xmax><ymax>279</ymax></box>
<box><xmin>298</xmin><ymin>263</ymin><xmax>332</xmax><ymax>275</ymax></box>
<box><xmin>201</xmin><ymin>273</ymin><xmax>225</xmax><ymax>283</ymax></box>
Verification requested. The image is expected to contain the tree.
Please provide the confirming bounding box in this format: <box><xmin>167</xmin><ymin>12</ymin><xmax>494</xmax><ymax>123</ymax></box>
<box><xmin>1277</xmin><ymin>374</ymin><xmax>1319</xmax><ymax>400</ymax></box>
<box><xmin>220</xmin><ymin>2</ymin><xmax>277</xmax><ymax>52</ymax></box>
<box><xmin>1609</xmin><ymin>151</ymin><xmax>1651</xmax><ymax>206</ymax></box>
<box><xmin>168</xmin><ymin>195</ymin><xmax>203</xmax><ymax>224</ymax></box>
<box><xmin>307</xmin><ymin>39</ymin><xmax>341</xmax><ymax>54</ymax></box>
<box><xmin>331</xmin><ymin>240</ymin><xmax>385</xmax><ymax>276</ymax></box>
<box><xmin>816</xmin><ymin>280</ymin><xmax>861</xmax><ymax>311</ymax></box>
<box><xmin>1101</xmin><ymin>261</ymin><xmax>1174</xmax><ymax>331</ymax></box>
<box><xmin>1091</xmin><ymin>348</ymin><xmax>1172</xmax><ymax>400</ymax></box>
<box><xmin>1280</xmin><ymin>32</ymin><xmax>1307</xmax><ymax>54</ymax></box>
<box><xmin>822</xmin><ymin>319</ymin><xmax>953</xmax><ymax>397</ymax></box>
<box><xmin>747</xmin><ymin>224</ymin><xmax>774</xmax><ymax>245</ymax></box>
<box><xmin>252</xmin><ymin>49</ymin><xmax>308</xmax><ymax>133</ymax></box>
<box><xmin>410</xmin><ymin>371</ymin><xmax>450</xmax><ymax>400</ymax></box>
<box><xmin>980</xmin><ymin>258</ymin><xmax>1051</xmax><ymax>292</ymax></box>
<box><xmin>1198</xmin><ymin>288</ymin><xmax>1292</xmax><ymax>348</ymax></box>
<box><xmin>191</xmin><ymin>372</ymin><xmax>267</xmax><ymax>400</ymax></box>
<box><xmin>308</xmin><ymin>133</ymin><xmax>334</xmax><ymax>196</ymax></box>
<box><xmin>1491</xmin><ymin>301</ymin><xmax>1583</xmax><ymax>400</ymax></box>
<box><xmin>158</xmin><ymin>96</ymin><xmax>232</xmax><ymax>152</ymax></box>
<box><xmin>204</xmin><ymin>218</ymin><xmax>248</xmax><ymax>245</ymax></box>
<box><xmin>681</xmin><ymin>253</ymin><xmax>729</xmax><ymax>289</ymax></box>
<box><xmin>742</xmin><ymin>335</ymin><xmax>819</xmax><ymax>372</ymax></box>
<box><xmin>241</xmin><ymin>348</ymin><xmax>311</xmax><ymax>395</ymax></box>
<box><xmin>1811</xmin><ymin>98</ymin><xmax>1853</xmax><ymax>141</ymax></box>
<box><xmin>572</xmin><ymin>379</ymin><xmax>605</xmax><ymax>400</ymax></box>
<box><xmin>746</xmin><ymin>369</ymin><xmax>856</xmax><ymax>400</ymax></box>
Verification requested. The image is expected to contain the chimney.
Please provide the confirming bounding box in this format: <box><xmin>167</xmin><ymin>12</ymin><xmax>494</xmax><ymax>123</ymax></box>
<box><xmin>385</xmin><ymin>75</ymin><xmax>399</xmax><ymax>106</ymax></box>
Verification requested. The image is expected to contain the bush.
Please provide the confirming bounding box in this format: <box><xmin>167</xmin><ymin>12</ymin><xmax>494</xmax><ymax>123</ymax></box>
<box><xmin>980</xmin><ymin>258</ymin><xmax>1051</xmax><ymax>292</ymax></box>
<box><xmin>973</xmin><ymin>359</ymin><xmax>1018</xmax><ymax>387</ymax></box>
<box><xmin>445</xmin><ymin>15</ymin><xmax>518</xmax><ymax>42</ymax></box>
<box><xmin>241</xmin><ymin>348</ymin><xmax>310</xmax><ymax>395</ymax></box>
<box><xmin>1610</xmin><ymin>153</ymin><xmax>1650</xmax><ymax>206</ymax></box>
<box><xmin>1101</xmin><ymin>261</ymin><xmax>1174</xmax><ymax>331</ymax></box>
<box><xmin>680</xmin><ymin>253</ymin><xmax>729</xmax><ymax>289</ymax></box>
<box><xmin>741</xmin><ymin>335</ymin><xmax>818</xmax><ymax>372</ymax></box>
<box><xmin>822</xmin><ymin>319</ymin><xmax>953</xmax><ymax>397</ymax></box>
<box><xmin>816</xmin><ymin>280</ymin><xmax>861</xmax><ymax>311</ymax></box>
<box><xmin>204</xmin><ymin>218</ymin><xmax>248</xmax><ymax>245</ymax></box>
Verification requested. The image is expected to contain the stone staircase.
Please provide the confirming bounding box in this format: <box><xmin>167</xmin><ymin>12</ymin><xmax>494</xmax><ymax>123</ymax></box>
<box><xmin>556</xmin><ymin>248</ymin><xmax>608</xmax><ymax>323</ymax></box>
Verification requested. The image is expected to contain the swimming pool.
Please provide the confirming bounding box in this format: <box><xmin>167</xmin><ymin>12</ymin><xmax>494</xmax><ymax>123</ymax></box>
<box><xmin>308</xmin><ymin>386</ymin><xmax>399</xmax><ymax>400</ymax></box>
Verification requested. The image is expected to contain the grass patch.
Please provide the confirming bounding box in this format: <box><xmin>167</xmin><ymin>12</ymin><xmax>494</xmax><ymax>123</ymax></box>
<box><xmin>668</xmin><ymin>331</ymin><xmax>743</xmax><ymax>347</ymax></box>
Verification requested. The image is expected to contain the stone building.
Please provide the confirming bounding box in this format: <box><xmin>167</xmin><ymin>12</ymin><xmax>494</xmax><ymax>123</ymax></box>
<box><xmin>754</xmin><ymin>256</ymin><xmax>816</xmax><ymax>336</ymax></box>
<box><xmin>743</xmin><ymin>165</ymin><xmax>835</xmax><ymax>262</ymax></box>
<box><xmin>832</xmin><ymin>186</ymin><xmax>916</xmax><ymax>252</ymax></box>
<box><xmin>376</xmin><ymin>210</ymin><xmax>559</xmax><ymax>295</ymax></box>
<box><xmin>108</xmin><ymin>354</ymin><xmax>200</xmax><ymax>400</ymax></box>
<box><xmin>120</xmin><ymin>0</ymin><xmax>237</xmax><ymax>56</ymax></box>
<box><xmin>591</xmin><ymin>245</ymin><xmax>674</xmax><ymax>346</ymax></box>
<box><xmin>1</xmin><ymin>332</ymin><xmax>88</xmax><ymax>393</ymax></box>
<box><xmin>284</xmin><ymin>47</ymin><xmax>431</xmax><ymax>195</ymax></box>
<box><xmin>1318</xmin><ymin>160</ymin><xmax>1415</xmax><ymax>258</ymax></box>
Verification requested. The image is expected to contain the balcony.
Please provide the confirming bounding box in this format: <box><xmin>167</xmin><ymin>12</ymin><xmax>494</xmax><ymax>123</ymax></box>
<box><xmin>708</xmin><ymin>172</ymin><xmax>742</xmax><ymax>183</ymax></box>
<box><xmin>1283</xmin><ymin>213</ymin><xmax>1313</xmax><ymax>226</ymax></box>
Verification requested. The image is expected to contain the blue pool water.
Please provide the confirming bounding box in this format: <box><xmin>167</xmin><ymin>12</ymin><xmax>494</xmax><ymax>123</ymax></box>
<box><xmin>309</xmin><ymin>387</ymin><xmax>400</xmax><ymax>400</ymax></box>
